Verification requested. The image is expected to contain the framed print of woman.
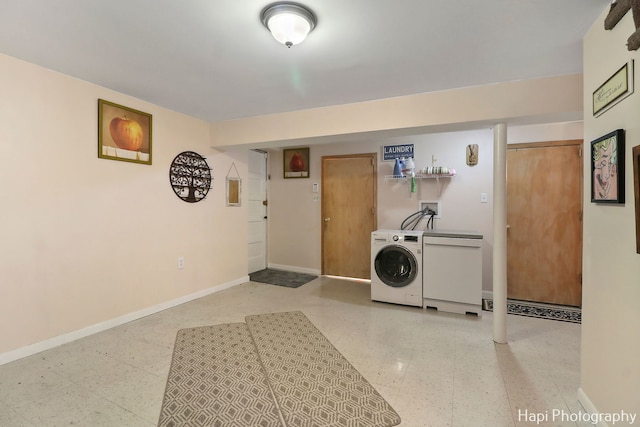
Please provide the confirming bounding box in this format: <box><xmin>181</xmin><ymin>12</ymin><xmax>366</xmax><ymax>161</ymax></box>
<box><xmin>591</xmin><ymin>129</ymin><xmax>625</xmax><ymax>204</ymax></box>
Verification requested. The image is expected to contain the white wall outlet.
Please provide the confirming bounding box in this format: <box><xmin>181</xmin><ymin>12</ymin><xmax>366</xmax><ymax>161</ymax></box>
<box><xmin>178</xmin><ymin>256</ymin><xmax>185</xmax><ymax>269</ymax></box>
<box><xmin>312</xmin><ymin>195</ymin><xmax>320</xmax><ymax>202</ymax></box>
<box><xmin>481</xmin><ymin>193</ymin><xmax>488</xmax><ymax>203</ymax></box>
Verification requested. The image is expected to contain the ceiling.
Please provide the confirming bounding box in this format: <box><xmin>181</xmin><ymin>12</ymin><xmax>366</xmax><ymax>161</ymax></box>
<box><xmin>0</xmin><ymin>0</ymin><xmax>609</xmax><ymax>124</ymax></box>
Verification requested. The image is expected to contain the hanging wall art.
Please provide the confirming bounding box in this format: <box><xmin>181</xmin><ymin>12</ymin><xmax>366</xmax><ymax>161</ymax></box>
<box><xmin>283</xmin><ymin>147</ymin><xmax>310</xmax><ymax>178</ymax></box>
<box><xmin>592</xmin><ymin>61</ymin><xmax>634</xmax><ymax>117</ymax></box>
<box><xmin>226</xmin><ymin>162</ymin><xmax>241</xmax><ymax>207</ymax></box>
<box><xmin>633</xmin><ymin>144</ymin><xmax>640</xmax><ymax>253</ymax></box>
<box><xmin>466</xmin><ymin>144</ymin><xmax>479</xmax><ymax>165</ymax></box>
<box><xmin>591</xmin><ymin>129</ymin><xmax>625</xmax><ymax>204</ymax></box>
<box><xmin>98</xmin><ymin>99</ymin><xmax>152</xmax><ymax>165</ymax></box>
<box><xmin>169</xmin><ymin>151</ymin><xmax>212</xmax><ymax>203</ymax></box>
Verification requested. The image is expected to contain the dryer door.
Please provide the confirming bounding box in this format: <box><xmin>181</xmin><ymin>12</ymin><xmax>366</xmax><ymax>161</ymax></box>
<box><xmin>374</xmin><ymin>245</ymin><xmax>418</xmax><ymax>288</ymax></box>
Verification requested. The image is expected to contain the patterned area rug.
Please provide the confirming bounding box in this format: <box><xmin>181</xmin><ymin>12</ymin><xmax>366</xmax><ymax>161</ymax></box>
<box><xmin>246</xmin><ymin>311</ymin><xmax>401</xmax><ymax>427</ymax></box>
<box><xmin>482</xmin><ymin>298</ymin><xmax>581</xmax><ymax>323</ymax></box>
<box><xmin>158</xmin><ymin>312</ymin><xmax>400</xmax><ymax>427</ymax></box>
<box><xmin>249</xmin><ymin>269</ymin><xmax>318</xmax><ymax>288</ymax></box>
<box><xmin>158</xmin><ymin>323</ymin><xmax>284</xmax><ymax>426</ymax></box>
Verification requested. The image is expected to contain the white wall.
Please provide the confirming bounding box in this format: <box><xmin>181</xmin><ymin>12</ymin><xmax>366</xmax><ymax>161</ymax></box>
<box><xmin>267</xmin><ymin>124</ymin><xmax>583</xmax><ymax>292</ymax></box>
<box><xmin>0</xmin><ymin>54</ymin><xmax>249</xmax><ymax>361</ymax></box>
<box><xmin>581</xmin><ymin>8</ymin><xmax>640</xmax><ymax>418</ymax></box>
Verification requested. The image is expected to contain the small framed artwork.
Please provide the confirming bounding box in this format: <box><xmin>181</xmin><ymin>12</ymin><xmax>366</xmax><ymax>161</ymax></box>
<box><xmin>466</xmin><ymin>144</ymin><xmax>478</xmax><ymax>165</ymax></box>
<box><xmin>283</xmin><ymin>147</ymin><xmax>310</xmax><ymax>178</ymax></box>
<box><xmin>593</xmin><ymin>60</ymin><xmax>634</xmax><ymax>117</ymax></box>
<box><xmin>633</xmin><ymin>144</ymin><xmax>640</xmax><ymax>253</ymax></box>
<box><xmin>98</xmin><ymin>99</ymin><xmax>152</xmax><ymax>165</ymax></box>
<box><xmin>591</xmin><ymin>129</ymin><xmax>625</xmax><ymax>204</ymax></box>
<box><xmin>226</xmin><ymin>177</ymin><xmax>241</xmax><ymax>206</ymax></box>
<box><xmin>226</xmin><ymin>162</ymin><xmax>241</xmax><ymax>206</ymax></box>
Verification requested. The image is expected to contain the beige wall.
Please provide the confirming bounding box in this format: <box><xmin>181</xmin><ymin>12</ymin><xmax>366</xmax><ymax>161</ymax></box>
<box><xmin>581</xmin><ymin>8</ymin><xmax>640</xmax><ymax>418</ymax></box>
<box><xmin>0</xmin><ymin>54</ymin><xmax>249</xmax><ymax>362</ymax></box>
<box><xmin>266</xmin><ymin>124</ymin><xmax>583</xmax><ymax>293</ymax></box>
<box><xmin>211</xmin><ymin>74</ymin><xmax>583</xmax><ymax>149</ymax></box>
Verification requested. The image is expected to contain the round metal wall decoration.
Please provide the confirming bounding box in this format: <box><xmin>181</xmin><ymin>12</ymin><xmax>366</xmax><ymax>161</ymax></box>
<box><xmin>169</xmin><ymin>151</ymin><xmax>212</xmax><ymax>203</ymax></box>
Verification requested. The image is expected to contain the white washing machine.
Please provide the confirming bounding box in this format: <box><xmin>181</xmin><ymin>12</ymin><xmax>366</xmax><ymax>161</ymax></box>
<box><xmin>371</xmin><ymin>229</ymin><xmax>423</xmax><ymax>307</ymax></box>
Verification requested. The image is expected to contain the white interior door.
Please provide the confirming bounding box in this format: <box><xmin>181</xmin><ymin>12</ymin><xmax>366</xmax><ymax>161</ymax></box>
<box><xmin>248</xmin><ymin>150</ymin><xmax>268</xmax><ymax>273</ymax></box>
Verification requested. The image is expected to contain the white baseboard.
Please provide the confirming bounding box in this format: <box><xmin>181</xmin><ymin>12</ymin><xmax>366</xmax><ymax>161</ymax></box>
<box><xmin>267</xmin><ymin>263</ymin><xmax>321</xmax><ymax>276</ymax></box>
<box><xmin>577</xmin><ymin>388</ymin><xmax>609</xmax><ymax>427</ymax></box>
<box><xmin>482</xmin><ymin>290</ymin><xmax>493</xmax><ymax>300</ymax></box>
<box><xmin>0</xmin><ymin>276</ymin><xmax>248</xmax><ymax>366</ymax></box>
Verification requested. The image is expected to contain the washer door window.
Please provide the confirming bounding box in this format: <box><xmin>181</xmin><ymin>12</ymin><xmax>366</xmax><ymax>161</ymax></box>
<box><xmin>374</xmin><ymin>245</ymin><xmax>418</xmax><ymax>288</ymax></box>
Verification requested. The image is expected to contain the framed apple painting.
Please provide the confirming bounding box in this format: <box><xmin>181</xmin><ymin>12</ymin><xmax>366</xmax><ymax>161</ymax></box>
<box><xmin>283</xmin><ymin>147</ymin><xmax>310</xmax><ymax>178</ymax></box>
<box><xmin>98</xmin><ymin>99</ymin><xmax>152</xmax><ymax>165</ymax></box>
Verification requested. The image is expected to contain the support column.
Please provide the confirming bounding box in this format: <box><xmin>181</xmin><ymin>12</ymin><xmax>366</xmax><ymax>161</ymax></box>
<box><xmin>493</xmin><ymin>123</ymin><xmax>508</xmax><ymax>344</ymax></box>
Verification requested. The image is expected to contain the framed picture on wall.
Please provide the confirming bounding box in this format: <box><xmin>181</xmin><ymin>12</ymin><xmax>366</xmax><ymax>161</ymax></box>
<box><xmin>591</xmin><ymin>129</ymin><xmax>625</xmax><ymax>204</ymax></box>
<box><xmin>283</xmin><ymin>147</ymin><xmax>310</xmax><ymax>178</ymax></box>
<box><xmin>633</xmin><ymin>144</ymin><xmax>640</xmax><ymax>254</ymax></box>
<box><xmin>592</xmin><ymin>61</ymin><xmax>634</xmax><ymax>117</ymax></box>
<box><xmin>98</xmin><ymin>99</ymin><xmax>152</xmax><ymax>165</ymax></box>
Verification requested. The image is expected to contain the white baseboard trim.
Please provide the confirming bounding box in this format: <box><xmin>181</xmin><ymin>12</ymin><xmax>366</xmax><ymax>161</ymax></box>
<box><xmin>267</xmin><ymin>263</ymin><xmax>321</xmax><ymax>276</ymax></box>
<box><xmin>0</xmin><ymin>276</ymin><xmax>248</xmax><ymax>366</ymax></box>
<box><xmin>577</xmin><ymin>387</ymin><xmax>609</xmax><ymax>427</ymax></box>
<box><xmin>482</xmin><ymin>290</ymin><xmax>493</xmax><ymax>300</ymax></box>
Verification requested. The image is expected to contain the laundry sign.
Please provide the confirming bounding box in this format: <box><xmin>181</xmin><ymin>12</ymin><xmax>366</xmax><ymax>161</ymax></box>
<box><xmin>382</xmin><ymin>144</ymin><xmax>414</xmax><ymax>161</ymax></box>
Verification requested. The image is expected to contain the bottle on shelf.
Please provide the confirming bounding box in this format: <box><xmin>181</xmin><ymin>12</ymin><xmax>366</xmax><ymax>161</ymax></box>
<box><xmin>393</xmin><ymin>158</ymin><xmax>403</xmax><ymax>177</ymax></box>
<box><xmin>405</xmin><ymin>157</ymin><xmax>415</xmax><ymax>176</ymax></box>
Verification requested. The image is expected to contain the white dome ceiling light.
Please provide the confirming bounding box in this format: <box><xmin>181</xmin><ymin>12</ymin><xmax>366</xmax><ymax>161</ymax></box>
<box><xmin>261</xmin><ymin>2</ymin><xmax>317</xmax><ymax>48</ymax></box>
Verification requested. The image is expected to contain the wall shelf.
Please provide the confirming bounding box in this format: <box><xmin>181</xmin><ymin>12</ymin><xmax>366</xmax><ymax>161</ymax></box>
<box><xmin>384</xmin><ymin>174</ymin><xmax>454</xmax><ymax>196</ymax></box>
<box><xmin>384</xmin><ymin>174</ymin><xmax>454</xmax><ymax>182</ymax></box>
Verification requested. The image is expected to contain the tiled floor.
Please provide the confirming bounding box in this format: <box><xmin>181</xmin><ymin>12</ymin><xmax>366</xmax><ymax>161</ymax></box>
<box><xmin>0</xmin><ymin>277</ymin><xmax>586</xmax><ymax>426</ymax></box>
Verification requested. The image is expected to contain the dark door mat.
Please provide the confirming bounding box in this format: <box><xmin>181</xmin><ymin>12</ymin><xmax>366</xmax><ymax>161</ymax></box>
<box><xmin>483</xmin><ymin>298</ymin><xmax>581</xmax><ymax>323</ymax></box>
<box><xmin>249</xmin><ymin>268</ymin><xmax>318</xmax><ymax>288</ymax></box>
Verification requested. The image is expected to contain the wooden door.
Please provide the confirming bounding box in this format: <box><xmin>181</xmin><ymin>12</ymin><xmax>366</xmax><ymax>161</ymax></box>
<box><xmin>322</xmin><ymin>154</ymin><xmax>377</xmax><ymax>279</ymax></box>
<box><xmin>507</xmin><ymin>140</ymin><xmax>583</xmax><ymax>307</ymax></box>
<box><xmin>248</xmin><ymin>150</ymin><xmax>268</xmax><ymax>273</ymax></box>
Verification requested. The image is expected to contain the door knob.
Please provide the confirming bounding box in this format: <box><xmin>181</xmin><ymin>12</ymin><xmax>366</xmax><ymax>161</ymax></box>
<box><xmin>324</xmin><ymin>217</ymin><xmax>331</xmax><ymax>222</ymax></box>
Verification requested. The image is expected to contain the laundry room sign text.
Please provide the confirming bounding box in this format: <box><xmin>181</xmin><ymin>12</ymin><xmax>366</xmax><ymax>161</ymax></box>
<box><xmin>382</xmin><ymin>144</ymin><xmax>414</xmax><ymax>161</ymax></box>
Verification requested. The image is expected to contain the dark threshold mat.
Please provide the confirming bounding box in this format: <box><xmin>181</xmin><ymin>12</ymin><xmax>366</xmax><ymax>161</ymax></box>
<box><xmin>249</xmin><ymin>268</ymin><xmax>317</xmax><ymax>288</ymax></box>
<box><xmin>483</xmin><ymin>298</ymin><xmax>581</xmax><ymax>323</ymax></box>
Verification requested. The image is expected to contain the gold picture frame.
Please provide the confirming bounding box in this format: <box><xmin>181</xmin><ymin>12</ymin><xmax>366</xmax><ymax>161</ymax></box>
<box><xmin>98</xmin><ymin>99</ymin><xmax>152</xmax><ymax>165</ymax></box>
<box><xmin>593</xmin><ymin>61</ymin><xmax>634</xmax><ymax>117</ymax></box>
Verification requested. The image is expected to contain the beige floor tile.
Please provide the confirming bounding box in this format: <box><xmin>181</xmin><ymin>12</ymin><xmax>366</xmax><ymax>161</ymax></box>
<box><xmin>0</xmin><ymin>277</ymin><xmax>583</xmax><ymax>426</ymax></box>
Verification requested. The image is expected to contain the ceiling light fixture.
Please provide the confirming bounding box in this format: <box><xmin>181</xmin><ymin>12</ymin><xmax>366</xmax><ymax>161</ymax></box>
<box><xmin>261</xmin><ymin>2</ymin><xmax>317</xmax><ymax>48</ymax></box>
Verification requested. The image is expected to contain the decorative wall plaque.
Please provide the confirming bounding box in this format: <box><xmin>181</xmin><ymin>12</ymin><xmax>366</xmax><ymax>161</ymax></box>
<box><xmin>169</xmin><ymin>151</ymin><xmax>212</xmax><ymax>203</ymax></box>
<box><xmin>466</xmin><ymin>144</ymin><xmax>478</xmax><ymax>165</ymax></box>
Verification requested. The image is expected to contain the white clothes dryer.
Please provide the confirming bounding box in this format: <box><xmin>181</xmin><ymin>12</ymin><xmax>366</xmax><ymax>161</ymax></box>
<box><xmin>371</xmin><ymin>229</ymin><xmax>423</xmax><ymax>307</ymax></box>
